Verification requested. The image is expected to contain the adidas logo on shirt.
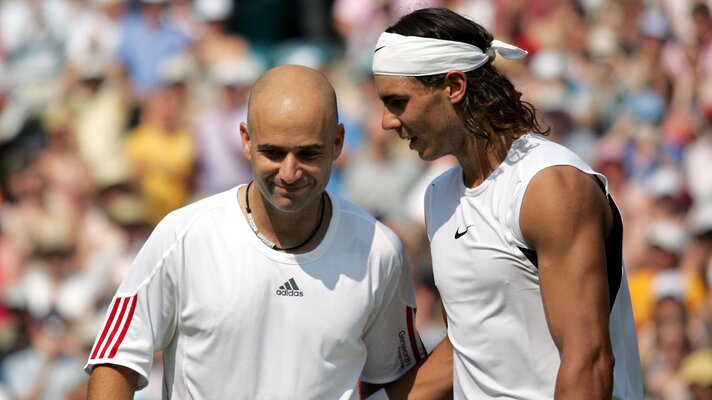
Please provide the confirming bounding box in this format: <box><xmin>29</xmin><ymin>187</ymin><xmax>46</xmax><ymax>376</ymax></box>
<box><xmin>276</xmin><ymin>278</ymin><xmax>304</xmax><ymax>297</ymax></box>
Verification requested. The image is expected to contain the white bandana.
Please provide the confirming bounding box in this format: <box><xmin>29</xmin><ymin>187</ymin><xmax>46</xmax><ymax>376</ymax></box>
<box><xmin>372</xmin><ymin>32</ymin><xmax>528</xmax><ymax>76</ymax></box>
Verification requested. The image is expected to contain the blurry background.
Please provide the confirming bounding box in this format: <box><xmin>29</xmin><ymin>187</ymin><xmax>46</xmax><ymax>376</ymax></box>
<box><xmin>0</xmin><ymin>0</ymin><xmax>711</xmax><ymax>399</ymax></box>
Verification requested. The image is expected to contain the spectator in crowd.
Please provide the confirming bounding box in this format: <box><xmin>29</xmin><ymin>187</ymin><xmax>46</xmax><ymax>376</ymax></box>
<box><xmin>64</xmin><ymin>0</ymin><xmax>128</xmax><ymax>84</ymax></box>
<box><xmin>629</xmin><ymin>219</ymin><xmax>706</xmax><ymax>329</ymax></box>
<box><xmin>2</xmin><ymin>312</ymin><xmax>86</xmax><ymax>400</ymax></box>
<box><xmin>192</xmin><ymin>54</ymin><xmax>263</xmax><ymax>198</ymax></box>
<box><xmin>342</xmin><ymin>101</ymin><xmax>423</xmax><ymax>226</ymax></box>
<box><xmin>123</xmin><ymin>85</ymin><xmax>196</xmax><ymax>225</ymax></box>
<box><xmin>115</xmin><ymin>0</ymin><xmax>190</xmax><ymax>101</ymax></box>
<box><xmin>192</xmin><ymin>0</ymin><xmax>250</xmax><ymax>69</ymax></box>
<box><xmin>639</xmin><ymin>295</ymin><xmax>694</xmax><ymax>399</ymax></box>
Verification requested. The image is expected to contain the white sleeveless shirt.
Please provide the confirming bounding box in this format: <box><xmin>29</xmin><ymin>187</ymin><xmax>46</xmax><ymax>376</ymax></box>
<box><xmin>425</xmin><ymin>134</ymin><xmax>642</xmax><ymax>399</ymax></box>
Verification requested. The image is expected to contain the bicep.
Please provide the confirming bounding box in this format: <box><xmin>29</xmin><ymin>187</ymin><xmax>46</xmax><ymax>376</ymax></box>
<box><xmin>520</xmin><ymin>166</ymin><xmax>612</xmax><ymax>352</ymax></box>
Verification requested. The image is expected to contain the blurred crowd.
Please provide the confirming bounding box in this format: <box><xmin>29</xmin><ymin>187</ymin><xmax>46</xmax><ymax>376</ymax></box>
<box><xmin>0</xmin><ymin>0</ymin><xmax>711</xmax><ymax>399</ymax></box>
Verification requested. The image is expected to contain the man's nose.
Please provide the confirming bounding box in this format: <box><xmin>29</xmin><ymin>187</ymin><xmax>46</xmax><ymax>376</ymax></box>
<box><xmin>279</xmin><ymin>153</ymin><xmax>303</xmax><ymax>183</ymax></box>
<box><xmin>381</xmin><ymin>108</ymin><xmax>402</xmax><ymax>131</ymax></box>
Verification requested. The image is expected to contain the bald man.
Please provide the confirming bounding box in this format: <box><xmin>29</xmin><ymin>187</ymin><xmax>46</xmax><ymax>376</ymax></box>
<box><xmin>85</xmin><ymin>65</ymin><xmax>424</xmax><ymax>399</ymax></box>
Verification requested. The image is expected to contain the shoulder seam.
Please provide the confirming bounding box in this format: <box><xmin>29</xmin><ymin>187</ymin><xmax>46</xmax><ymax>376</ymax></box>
<box><xmin>117</xmin><ymin>201</ymin><xmax>232</xmax><ymax>296</ymax></box>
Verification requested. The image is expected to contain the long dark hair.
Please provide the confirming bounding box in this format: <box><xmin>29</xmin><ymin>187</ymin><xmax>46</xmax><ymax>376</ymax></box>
<box><xmin>386</xmin><ymin>8</ymin><xmax>549</xmax><ymax>143</ymax></box>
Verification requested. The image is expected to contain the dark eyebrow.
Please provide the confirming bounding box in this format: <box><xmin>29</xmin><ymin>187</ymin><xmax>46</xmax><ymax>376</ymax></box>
<box><xmin>257</xmin><ymin>144</ymin><xmax>325</xmax><ymax>152</ymax></box>
<box><xmin>380</xmin><ymin>94</ymin><xmax>404</xmax><ymax>103</ymax></box>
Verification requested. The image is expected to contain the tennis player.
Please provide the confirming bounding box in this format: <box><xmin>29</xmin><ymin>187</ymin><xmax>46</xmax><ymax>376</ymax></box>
<box><xmin>85</xmin><ymin>65</ymin><xmax>425</xmax><ymax>399</ymax></box>
<box><xmin>368</xmin><ymin>7</ymin><xmax>643</xmax><ymax>400</ymax></box>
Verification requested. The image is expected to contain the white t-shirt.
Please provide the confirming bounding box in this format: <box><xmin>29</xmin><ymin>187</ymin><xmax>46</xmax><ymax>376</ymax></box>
<box><xmin>85</xmin><ymin>185</ymin><xmax>425</xmax><ymax>399</ymax></box>
<box><xmin>425</xmin><ymin>134</ymin><xmax>643</xmax><ymax>399</ymax></box>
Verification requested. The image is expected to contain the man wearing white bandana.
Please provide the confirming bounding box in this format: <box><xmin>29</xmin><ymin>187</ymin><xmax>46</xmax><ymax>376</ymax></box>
<box><xmin>368</xmin><ymin>7</ymin><xmax>643</xmax><ymax>400</ymax></box>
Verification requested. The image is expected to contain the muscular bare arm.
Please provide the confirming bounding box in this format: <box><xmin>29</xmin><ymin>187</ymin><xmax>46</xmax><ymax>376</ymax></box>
<box><xmin>87</xmin><ymin>364</ymin><xmax>139</xmax><ymax>400</ymax></box>
<box><xmin>520</xmin><ymin>166</ymin><xmax>615</xmax><ymax>399</ymax></box>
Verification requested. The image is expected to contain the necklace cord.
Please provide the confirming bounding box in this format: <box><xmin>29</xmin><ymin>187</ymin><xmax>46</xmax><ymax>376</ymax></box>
<box><xmin>244</xmin><ymin>181</ymin><xmax>325</xmax><ymax>251</ymax></box>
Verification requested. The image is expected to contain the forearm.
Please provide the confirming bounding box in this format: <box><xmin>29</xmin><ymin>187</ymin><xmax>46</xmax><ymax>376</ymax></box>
<box><xmin>555</xmin><ymin>350</ymin><xmax>614</xmax><ymax>400</ymax></box>
<box><xmin>384</xmin><ymin>336</ymin><xmax>453</xmax><ymax>400</ymax></box>
<box><xmin>88</xmin><ymin>364</ymin><xmax>139</xmax><ymax>400</ymax></box>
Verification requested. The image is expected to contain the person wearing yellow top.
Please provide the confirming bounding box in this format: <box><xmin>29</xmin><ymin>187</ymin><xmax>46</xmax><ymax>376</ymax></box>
<box><xmin>124</xmin><ymin>88</ymin><xmax>196</xmax><ymax>225</ymax></box>
<box><xmin>628</xmin><ymin>220</ymin><xmax>706</xmax><ymax>328</ymax></box>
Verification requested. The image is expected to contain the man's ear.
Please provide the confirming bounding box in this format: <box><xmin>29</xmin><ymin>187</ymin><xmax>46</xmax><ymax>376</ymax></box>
<box><xmin>444</xmin><ymin>71</ymin><xmax>467</xmax><ymax>105</ymax></box>
<box><xmin>240</xmin><ymin>122</ymin><xmax>253</xmax><ymax>160</ymax></box>
<box><xmin>333</xmin><ymin>123</ymin><xmax>345</xmax><ymax>161</ymax></box>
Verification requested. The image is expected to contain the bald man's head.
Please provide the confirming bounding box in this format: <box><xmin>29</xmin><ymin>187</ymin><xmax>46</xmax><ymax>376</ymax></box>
<box><xmin>239</xmin><ymin>65</ymin><xmax>344</xmax><ymax>215</ymax></box>
<box><xmin>246</xmin><ymin>65</ymin><xmax>338</xmax><ymax>132</ymax></box>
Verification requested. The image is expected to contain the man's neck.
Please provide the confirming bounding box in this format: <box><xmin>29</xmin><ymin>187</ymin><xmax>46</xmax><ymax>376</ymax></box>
<box><xmin>240</xmin><ymin>185</ymin><xmax>331</xmax><ymax>253</ymax></box>
<box><xmin>458</xmin><ymin>135</ymin><xmax>514</xmax><ymax>188</ymax></box>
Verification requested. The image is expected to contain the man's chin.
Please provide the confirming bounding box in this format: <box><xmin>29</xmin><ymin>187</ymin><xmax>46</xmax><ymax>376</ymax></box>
<box><xmin>418</xmin><ymin>150</ymin><xmax>438</xmax><ymax>161</ymax></box>
<box><xmin>267</xmin><ymin>185</ymin><xmax>323</xmax><ymax>213</ymax></box>
<box><xmin>268</xmin><ymin>195</ymin><xmax>312</xmax><ymax>214</ymax></box>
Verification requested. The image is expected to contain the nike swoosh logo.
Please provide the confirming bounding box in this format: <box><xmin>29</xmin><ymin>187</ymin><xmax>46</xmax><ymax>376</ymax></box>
<box><xmin>454</xmin><ymin>225</ymin><xmax>474</xmax><ymax>239</ymax></box>
<box><xmin>374</xmin><ymin>46</ymin><xmax>386</xmax><ymax>53</ymax></box>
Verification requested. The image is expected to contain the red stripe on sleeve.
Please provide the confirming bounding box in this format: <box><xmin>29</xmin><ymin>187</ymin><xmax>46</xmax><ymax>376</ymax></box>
<box><xmin>406</xmin><ymin>306</ymin><xmax>423</xmax><ymax>363</ymax></box>
<box><xmin>98</xmin><ymin>297</ymin><xmax>130</xmax><ymax>359</ymax></box>
<box><xmin>109</xmin><ymin>295</ymin><xmax>138</xmax><ymax>358</ymax></box>
<box><xmin>90</xmin><ymin>298</ymin><xmax>122</xmax><ymax>360</ymax></box>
